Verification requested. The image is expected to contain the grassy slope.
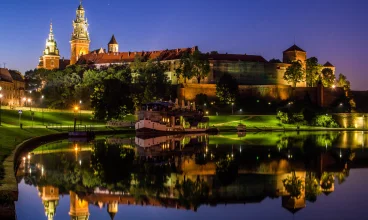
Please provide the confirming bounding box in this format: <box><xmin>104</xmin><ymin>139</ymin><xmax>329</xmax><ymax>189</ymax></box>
<box><xmin>0</xmin><ymin>109</ymin><xmax>137</xmax><ymax>180</ymax></box>
<box><xmin>208</xmin><ymin>115</ymin><xmax>312</xmax><ymax>129</ymax></box>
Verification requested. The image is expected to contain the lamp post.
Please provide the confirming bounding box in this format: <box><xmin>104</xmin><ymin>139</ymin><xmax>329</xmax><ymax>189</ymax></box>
<box><xmin>74</xmin><ymin>106</ymin><xmax>79</xmax><ymax>132</ymax></box>
<box><xmin>79</xmin><ymin>100</ymin><xmax>82</xmax><ymax>125</ymax></box>
<box><xmin>28</xmin><ymin>98</ymin><xmax>33</xmax><ymax>127</ymax></box>
<box><xmin>41</xmin><ymin>95</ymin><xmax>44</xmax><ymax>125</ymax></box>
<box><xmin>231</xmin><ymin>102</ymin><xmax>234</xmax><ymax>115</ymax></box>
<box><xmin>27</xmin><ymin>98</ymin><xmax>32</xmax><ymax>111</ymax></box>
<box><xmin>22</xmin><ymin>97</ymin><xmax>26</xmax><ymax>108</ymax></box>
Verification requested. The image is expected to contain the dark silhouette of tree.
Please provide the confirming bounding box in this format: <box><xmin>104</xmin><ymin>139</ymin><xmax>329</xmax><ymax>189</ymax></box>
<box><xmin>306</xmin><ymin>57</ymin><xmax>320</xmax><ymax>87</ymax></box>
<box><xmin>216</xmin><ymin>73</ymin><xmax>238</xmax><ymax>103</ymax></box>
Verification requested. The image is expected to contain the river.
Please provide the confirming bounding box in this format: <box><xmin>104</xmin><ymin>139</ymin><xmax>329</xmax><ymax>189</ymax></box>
<box><xmin>14</xmin><ymin>131</ymin><xmax>368</xmax><ymax>219</ymax></box>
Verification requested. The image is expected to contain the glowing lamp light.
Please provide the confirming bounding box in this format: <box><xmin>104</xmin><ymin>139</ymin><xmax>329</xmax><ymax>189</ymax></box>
<box><xmin>332</xmin><ymin>85</ymin><xmax>336</xmax><ymax>89</ymax></box>
<box><xmin>74</xmin><ymin>106</ymin><xmax>79</xmax><ymax>111</ymax></box>
<box><xmin>27</xmin><ymin>154</ymin><xmax>31</xmax><ymax>160</ymax></box>
<box><xmin>22</xmin><ymin>97</ymin><xmax>26</xmax><ymax>101</ymax></box>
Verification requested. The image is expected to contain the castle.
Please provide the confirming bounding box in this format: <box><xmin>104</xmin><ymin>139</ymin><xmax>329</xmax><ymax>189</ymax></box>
<box><xmin>36</xmin><ymin>2</ymin><xmax>339</xmax><ymax>104</ymax></box>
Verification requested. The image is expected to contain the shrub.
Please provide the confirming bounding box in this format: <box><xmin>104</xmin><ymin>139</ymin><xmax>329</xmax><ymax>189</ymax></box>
<box><xmin>277</xmin><ymin>110</ymin><xmax>304</xmax><ymax>124</ymax></box>
<box><xmin>312</xmin><ymin>115</ymin><xmax>339</xmax><ymax>128</ymax></box>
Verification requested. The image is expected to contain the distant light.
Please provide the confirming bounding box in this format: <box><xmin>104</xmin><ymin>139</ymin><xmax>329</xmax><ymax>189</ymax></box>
<box><xmin>27</xmin><ymin>154</ymin><xmax>31</xmax><ymax>159</ymax></box>
<box><xmin>79</xmin><ymin>100</ymin><xmax>82</xmax><ymax>104</ymax></box>
<box><xmin>340</xmin><ymin>103</ymin><xmax>343</xmax><ymax>106</ymax></box>
<box><xmin>41</xmin><ymin>95</ymin><xmax>44</xmax><ymax>99</ymax></box>
<box><xmin>332</xmin><ymin>85</ymin><xmax>336</xmax><ymax>89</ymax></box>
<box><xmin>240</xmin><ymin>109</ymin><xmax>242</xmax><ymax>112</ymax></box>
<box><xmin>268</xmin><ymin>102</ymin><xmax>271</xmax><ymax>105</ymax></box>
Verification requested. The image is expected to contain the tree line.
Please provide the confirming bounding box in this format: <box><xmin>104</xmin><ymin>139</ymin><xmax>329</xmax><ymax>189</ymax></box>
<box><xmin>282</xmin><ymin>57</ymin><xmax>350</xmax><ymax>89</ymax></box>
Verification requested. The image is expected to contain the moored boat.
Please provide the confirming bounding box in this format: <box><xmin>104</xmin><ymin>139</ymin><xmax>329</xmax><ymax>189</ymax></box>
<box><xmin>135</xmin><ymin>100</ymin><xmax>218</xmax><ymax>134</ymax></box>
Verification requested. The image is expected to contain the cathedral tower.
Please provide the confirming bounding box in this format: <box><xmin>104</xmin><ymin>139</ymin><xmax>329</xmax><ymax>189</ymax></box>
<box><xmin>108</xmin><ymin>35</ymin><xmax>119</xmax><ymax>53</ymax></box>
<box><xmin>70</xmin><ymin>1</ymin><xmax>90</xmax><ymax>65</ymax></box>
<box><xmin>38</xmin><ymin>186</ymin><xmax>60</xmax><ymax>220</ymax></box>
<box><xmin>37</xmin><ymin>22</ymin><xmax>60</xmax><ymax>70</ymax></box>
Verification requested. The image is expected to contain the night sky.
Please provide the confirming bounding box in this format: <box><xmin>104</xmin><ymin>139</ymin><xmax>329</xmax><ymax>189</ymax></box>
<box><xmin>0</xmin><ymin>0</ymin><xmax>366</xmax><ymax>90</ymax></box>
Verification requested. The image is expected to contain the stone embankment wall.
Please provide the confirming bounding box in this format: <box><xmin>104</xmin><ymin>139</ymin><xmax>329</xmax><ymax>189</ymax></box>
<box><xmin>178</xmin><ymin>84</ymin><xmax>344</xmax><ymax>107</ymax></box>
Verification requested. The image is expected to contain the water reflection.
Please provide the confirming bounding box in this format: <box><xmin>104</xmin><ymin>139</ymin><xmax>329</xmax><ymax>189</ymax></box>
<box><xmin>15</xmin><ymin>132</ymin><xmax>368</xmax><ymax>219</ymax></box>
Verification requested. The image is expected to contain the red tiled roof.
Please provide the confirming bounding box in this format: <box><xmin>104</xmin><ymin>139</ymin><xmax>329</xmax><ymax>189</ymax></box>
<box><xmin>8</xmin><ymin>70</ymin><xmax>24</xmax><ymax>82</ymax></box>
<box><xmin>283</xmin><ymin>44</ymin><xmax>306</xmax><ymax>53</ymax></box>
<box><xmin>208</xmin><ymin>54</ymin><xmax>267</xmax><ymax>62</ymax></box>
<box><xmin>59</xmin><ymin>59</ymin><xmax>71</xmax><ymax>69</ymax></box>
<box><xmin>77</xmin><ymin>47</ymin><xmax>197</xmax><ymax>65</ymax></box>
<box><xmin>324</xmin><ymin>61</ymin><xmax>334</xmax><ymax>67</ymax></box>
<box><xmin>0</xmin><ymin>68</ymin><xmax>13</xmax><ymax>83</ymax></box>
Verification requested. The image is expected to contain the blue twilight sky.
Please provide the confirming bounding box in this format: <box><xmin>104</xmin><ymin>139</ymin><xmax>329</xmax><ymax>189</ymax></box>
<box><xmin>0</xmin><ymin>0</ymin><xmax>367</xmax><ymax>90</ymax></box>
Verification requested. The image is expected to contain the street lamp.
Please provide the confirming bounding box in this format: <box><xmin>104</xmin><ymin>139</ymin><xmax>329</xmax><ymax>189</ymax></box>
<box><xmin>28</xmin><ymin>98</ymin><xmax>33</xmax><ymax>127</ymax></box>
<box><xmin>79</xmin><ymin>100</ymin><xmax>82</xmax><ymax>125</ymax></box>
<box><xmin>27</xmin><ymin>98</ymin><xmax>32</xmax><ymax>111</ymax></box>
<box><xmin>73</xmin><ymin>106</ymin><xmax>79</xmax><ymax>132</ymax></box>
<box><xmin>231</xmin><ymin>102</ymin><xmax>234</xmax><ymax>115</ymax></box>
<box><xmin>41</xmin><ymin>95</ymin><xmax>44</xmax><ymax>125</ymax></box>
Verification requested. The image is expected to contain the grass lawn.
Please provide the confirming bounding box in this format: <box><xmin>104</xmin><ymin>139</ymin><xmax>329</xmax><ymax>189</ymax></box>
<box><xmin>0</xmin><ymin>108</ymin><xmax>137</xmax><ymax>182</ymax></box>
<box><xmin>208</xmin><ymin>115</ymin><xmax>312</xmax><ymax>129</ymax></box>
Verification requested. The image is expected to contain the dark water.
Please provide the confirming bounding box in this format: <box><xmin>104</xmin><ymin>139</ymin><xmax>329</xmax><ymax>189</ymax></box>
<box><xmin>14</xmin><ymin>132</ymin><xmax>368</xmax><ymax>220</ymax></box>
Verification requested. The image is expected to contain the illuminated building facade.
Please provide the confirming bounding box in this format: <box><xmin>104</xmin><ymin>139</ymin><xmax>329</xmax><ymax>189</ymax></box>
<box><xmin>0</xmin><ymin>68</ymin><xmax>25</xmax><ymax>106</ymax></box>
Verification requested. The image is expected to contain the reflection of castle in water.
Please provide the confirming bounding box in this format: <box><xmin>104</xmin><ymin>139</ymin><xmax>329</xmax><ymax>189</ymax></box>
<box><xmin>16</xmin><ymin>132</ymin><xmax>368</xmax><ymax>219</ymax></box>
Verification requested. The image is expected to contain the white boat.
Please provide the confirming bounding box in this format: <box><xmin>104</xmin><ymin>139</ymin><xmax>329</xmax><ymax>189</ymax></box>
<box><xmin>135</xmin><ymin>100</ymin><xmax>218</xmax><ymax>134</ymax></box>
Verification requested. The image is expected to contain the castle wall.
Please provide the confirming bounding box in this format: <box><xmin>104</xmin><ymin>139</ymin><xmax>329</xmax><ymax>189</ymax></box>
<box><xmin>178</xmin><ymin>84</ymin><xmax>344</xmax><ymax>107</ymax></box>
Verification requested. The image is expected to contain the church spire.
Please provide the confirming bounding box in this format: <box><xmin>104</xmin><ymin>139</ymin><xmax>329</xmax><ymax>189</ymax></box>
<box><xmin>49</xmin><ymin>22</ymin><xmax>54</xmax><ymax>41</ymax></box>
<box><xmin>70</xmin><ymin>0</ymin><xmax>90</xmax><ymax>64</ymax></box>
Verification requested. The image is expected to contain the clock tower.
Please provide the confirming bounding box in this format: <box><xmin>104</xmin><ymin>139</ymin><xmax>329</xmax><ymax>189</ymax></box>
<box><xmin>70</xmin><ymin>1</ymin><xmax>90</xmax><ymax>65</ymax></box>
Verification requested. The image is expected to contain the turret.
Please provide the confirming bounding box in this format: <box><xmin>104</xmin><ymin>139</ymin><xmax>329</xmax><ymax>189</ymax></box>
<box><xmin>283</xmin><ymin>44</ymin><xmax>307</xmax><ymax>66</ymax></box>
<box><xmin>108</xmin><ymin>35</ymin><xmax>119</xmax><ymax>53</ymax></box>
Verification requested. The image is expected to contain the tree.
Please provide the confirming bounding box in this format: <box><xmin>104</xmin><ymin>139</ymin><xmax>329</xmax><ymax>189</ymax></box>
<box><xmin>283</xmin><ymin>61</ymin><xmax>305</xmax><ymax>87</ymax></box>
<box><xmin>90</xmin><ymin>66</ymin><xmax>134</xmax><ymax>120</ymax></box>
<box><xmin>176</xmin><ymin>50</ymin><xmax>210</xmax><ymax>84</ymax></box>
<box><xmin>24</xmin><ymin>68</ymin><xmax>50</xmax><ymax>91</ymax></box>
<box><xmin>269</xmin><ymin>58</ymin><xmax>282</xmax><ymax>63</ymax></box>
<box><xmin>306</xmin><ymin>57</ymin><xmax>320</xmax><ymax>87</ymax></box>
<box><xmin>195</xmin><ymin>93</ymin><xmax>208</xmax><ymax>106</ymax></box>
<box><xmin>216</xmin><ymin>73</ymin><xmax>238</xmax><ymax>103</ymax></box>
<box><xmin>336</xmin><ymin>73</ymin><xmax>350</xmax><ymax>91</ymax></box>
<box><xmin>131</xmin><ymin>57</ymin><xmax>171</xmax><ymax>106</ymax></box>
<box><xmin>321</xmin><ymin>68</ymin><xmax>335</xmax><ymax>88</ymax></box>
